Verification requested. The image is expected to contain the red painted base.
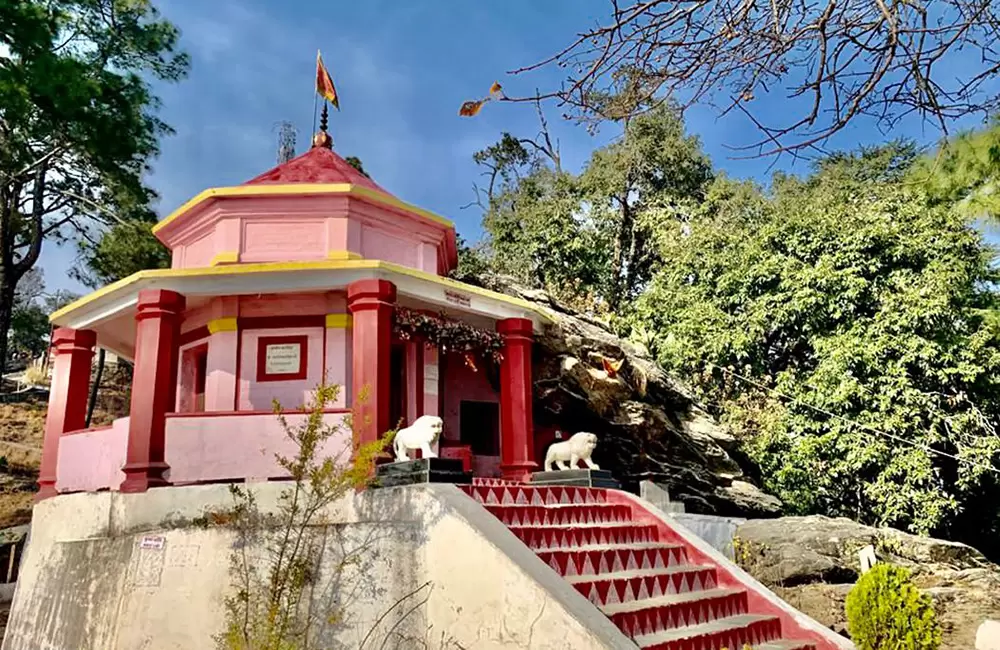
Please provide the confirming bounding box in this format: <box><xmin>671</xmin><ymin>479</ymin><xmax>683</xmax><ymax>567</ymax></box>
<box><xmin>34</xmin><ymin>484</ymin><xmax>58</xmax><ymax>502</ymax></box>
<box><xmin>500</xmin><ymin>460</ymin><xmax>538</xmax><ymax>483</ymax></box>
<box><xmin>120</xmin><ymin>462</ymin><xmax>171</xmax><ymax>493</ymax></box>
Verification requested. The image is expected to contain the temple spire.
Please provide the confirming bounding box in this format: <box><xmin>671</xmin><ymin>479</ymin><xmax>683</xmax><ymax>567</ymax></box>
<box><xmin>312</xmin><ymin>103</ymin><xmax>332</xmax><ymax>149</ymax></box>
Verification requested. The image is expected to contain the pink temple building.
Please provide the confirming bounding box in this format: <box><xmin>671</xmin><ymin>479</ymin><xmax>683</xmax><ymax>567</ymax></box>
<box><xmin>39</xmin><ymin>130</ymin><xmax>551</xmax><ymax>499</ymax></box>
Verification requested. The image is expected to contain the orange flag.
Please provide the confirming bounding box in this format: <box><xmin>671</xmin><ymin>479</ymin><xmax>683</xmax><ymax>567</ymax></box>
<box><xmin>316</xmin><ymin>50</ymin><xmax>339</xmax><ymax>109</ymax></box>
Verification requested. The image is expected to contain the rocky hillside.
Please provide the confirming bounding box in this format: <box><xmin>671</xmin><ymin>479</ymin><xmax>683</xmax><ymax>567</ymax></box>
<box><xmin>476</xmin><ymin>274</ymin><xmax>782</xmax><ymax>517</ymax></box>
<box><xmin>736</xmin><ymin>516</ymin><xmax>1000</xmax><ymax>650</ymax></box>
<box><xmin>479</xmin><ymin>274</ymin><xmax>1000</xmax><ymax>648</ymax></box>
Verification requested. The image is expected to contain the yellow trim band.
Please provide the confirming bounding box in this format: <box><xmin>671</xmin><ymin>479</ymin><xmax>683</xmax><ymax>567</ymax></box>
<box><xmin>49</xmin><ymin>259</ymin><xmax>550</xmax><ymax>324</ymax></box>
<box><xmin>325</xmin><ymin>314</ymin><xmax>352</xmax><ymax>329</ymax></box>
<box><xmin>326</xmin><ymin>250</ymin><xmax>363</xmax><ymax>261</ymax></box>
<box><xmin>209</xmin><ymin>251</ymin><xmax>239</xmax><ymax>266</ymax></box>
<box><xmin>207</xmin><ymin>317</ymin><xmax>238</xmax><ymax>334</ymax></box>
<box><xmin>153</xmin><ymin>183</ymin><xmax>454</xmax><ymax>235</ymax></box>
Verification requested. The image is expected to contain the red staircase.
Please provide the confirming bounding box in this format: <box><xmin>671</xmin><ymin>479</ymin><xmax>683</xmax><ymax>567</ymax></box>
<box><xmin>461</xmin><ymin>479</ymin><xmax>826</xmax><ymax>650</ymax></box>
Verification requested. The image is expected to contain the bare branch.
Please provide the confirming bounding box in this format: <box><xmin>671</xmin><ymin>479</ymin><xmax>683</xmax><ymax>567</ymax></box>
<box><xmin>512</xmin><ymin>0</ymin><xmax>1000</xmax><ymax>156</ymax></box>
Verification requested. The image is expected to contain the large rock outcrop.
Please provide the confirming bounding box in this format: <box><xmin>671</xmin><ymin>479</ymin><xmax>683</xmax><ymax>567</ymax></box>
<box><xmin>475</xmin><ymin>275</ymin><xmax>781</xmax><ymax>517</ymax></box>
<box><xmin>735</xmin><ymin>515</ymin><xmax>1000</xmax><ymax>650</ymax></box>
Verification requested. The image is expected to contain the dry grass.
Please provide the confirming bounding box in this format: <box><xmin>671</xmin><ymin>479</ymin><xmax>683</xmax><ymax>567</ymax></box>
<box><xmin>0</xmin><ymin>379</ymin><xmax>130</xmax><ymax>530</ymax></box>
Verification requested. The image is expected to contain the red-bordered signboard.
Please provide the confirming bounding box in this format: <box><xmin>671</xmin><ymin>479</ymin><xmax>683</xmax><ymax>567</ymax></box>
<box><xmin>256</xmin><ymin>334</ymin><xmax>309</xmax><ymax>382</ymax></box>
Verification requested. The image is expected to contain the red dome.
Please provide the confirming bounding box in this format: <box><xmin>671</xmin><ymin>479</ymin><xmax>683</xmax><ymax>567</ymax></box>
<box><xmin>244</xmin><ymin>146</ymin><xmax>388</xmax><ymax>194</ymax></box>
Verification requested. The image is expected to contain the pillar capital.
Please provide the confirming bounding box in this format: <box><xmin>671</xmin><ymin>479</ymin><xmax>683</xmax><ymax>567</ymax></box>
<box><xmin>38</xmin><ymin>327</ymin><xmax>96</xmax><ymax>500</ymax></box>
<box><xmin>51</xmin><ymin>327</ymin><xmax>97</xmax><ymax>354</ymax></box>
<box><xmin>136</xmin><ymin>288</ymin><xmax>186</xmax><ymax>320</ymax></box>
<box><xmin>497</xmin><ymin>317</ymin><xmax>534</xmax><ymax>340</ymax></box>
<box><xmin>347</xmin><ymin>279</ymin><xmax>397</xmax><ymax>311</ymax></box>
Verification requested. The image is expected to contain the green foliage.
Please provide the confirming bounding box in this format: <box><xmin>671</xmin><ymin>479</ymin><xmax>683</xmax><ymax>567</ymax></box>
<box><xmin>911</xmin><ymin>122</ymin><xmax>1000</xmax><ymax>223</ymax></box>
<box><xmin>217</xmin><ymin>383</ymin><xmax>392</xmax><ymax>650</ymax></box>
<box><xmin>473</xmin><ymin>104</ymin><xmax>711</xmax><ymax>309</ymax></box>
<box><xmin>845</xmin><ymin>564</ymin><xmax>941</xmax><ymax>650</ymax></box>
<box><xmin>631</xmin><ymin>143</ymin><xmax>1000</xmax><ymax>553</ymax></box>
<box><xmin>0</xmin><ymin>0</ymin><xmax>188</xmax><ymax>373</ymax></box>
<box><xmin>73</xmin><ymin>220</ymin><xmax>169</xmax><ymax>289</ymax></box>
<box><xmin>344</xmin><ymin>156</ymin><xmax>369</xmax><ymax>178</ymax></box>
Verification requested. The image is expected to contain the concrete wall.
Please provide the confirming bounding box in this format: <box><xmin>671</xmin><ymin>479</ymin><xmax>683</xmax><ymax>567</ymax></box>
<box><xmin>670</xmin><ymin>513</ymin><xmax>746</xmax><ymax>560</ymax></box>
<box><xmin>3</xmin><ymin>484</ymin><xmax>635</xmax><ymax>650</ymax></box>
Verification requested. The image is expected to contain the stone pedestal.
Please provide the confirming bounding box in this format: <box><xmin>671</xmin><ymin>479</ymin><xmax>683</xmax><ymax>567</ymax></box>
<box><xmin>373</xmin><ymin>458</ymin><xmax>472</xmax><ymax>488</ymax></box>
<box><xmin>530</xmin><ymin>469</ymin><xmax>620</xmax><ymax>489</ymax></box>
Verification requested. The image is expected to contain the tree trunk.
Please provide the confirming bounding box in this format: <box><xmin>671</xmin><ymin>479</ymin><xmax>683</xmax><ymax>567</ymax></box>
<box><xmin>0</xmin><ymin>278</ymin><xmax>16</xmax><ymax>380</ymax></box>
<box><xmin>85</xmin><ymin>347</ymin><xmax>105</xmax><ymax>428</ymax></box>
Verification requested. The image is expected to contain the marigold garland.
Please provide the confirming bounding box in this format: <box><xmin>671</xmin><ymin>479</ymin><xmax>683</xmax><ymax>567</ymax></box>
<box><xmin>393</xmin><ymin>306</ymin><xmax>504</xmax><ymax>367</ymax></box>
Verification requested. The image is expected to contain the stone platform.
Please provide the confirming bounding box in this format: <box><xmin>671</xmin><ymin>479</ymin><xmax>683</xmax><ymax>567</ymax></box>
<box><xmin>529</xmin><ymin>469</ymin><xmax>621</xmax><ymax>489</ymax></box>
<box><xmin>374</xmin><ymin>458</ymin><xmax>472</xmax><ymax>488</ymax></box>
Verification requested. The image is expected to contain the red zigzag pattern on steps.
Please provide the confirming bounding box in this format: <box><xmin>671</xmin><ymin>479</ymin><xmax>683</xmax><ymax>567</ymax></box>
<box><xmin>462</xmin><ymin>478</ymin><xmax>819</xmax><ymax>650</ymax></box>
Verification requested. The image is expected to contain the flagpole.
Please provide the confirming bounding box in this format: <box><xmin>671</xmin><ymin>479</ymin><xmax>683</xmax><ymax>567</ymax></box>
<box><xmin>312</xmin><ymin>50</ymin><xmax>320</xmax><ymax>136</ymax></box>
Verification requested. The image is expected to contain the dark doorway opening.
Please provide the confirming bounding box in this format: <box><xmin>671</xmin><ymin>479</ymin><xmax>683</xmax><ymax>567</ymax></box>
<box><xmin>460</xmin><ymin>400</ymin><xmax>500</xmax><ymax>456</ymax></box>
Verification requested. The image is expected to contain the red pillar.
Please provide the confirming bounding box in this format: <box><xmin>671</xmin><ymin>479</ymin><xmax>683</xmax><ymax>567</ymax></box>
<box><xmin>497</xmin><ymin>318</ymin><xmax>538</xmax><ymax>482</ymax></box>
<box><xmin>120</xmin><ymin>289</ymin><xmax>185</xmax><ymax>493</ymax></box>
<box><xmin>37</xmin><ymin>328</ymin><xmax>96</xmax><ymax>501</ymax></box>
<box><xmin>347</xmin><ymin>279</ymin><xmax>396</xmax><ymax>447</ymax></box>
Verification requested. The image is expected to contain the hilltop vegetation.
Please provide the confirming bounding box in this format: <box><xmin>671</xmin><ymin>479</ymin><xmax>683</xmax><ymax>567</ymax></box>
<box><xmin>460</xmin><ymin>108</ymin><xmax>1000</xmax><ymax>559</ymax></box>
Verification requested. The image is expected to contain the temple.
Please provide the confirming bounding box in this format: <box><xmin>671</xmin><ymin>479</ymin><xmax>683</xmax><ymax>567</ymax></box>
<box><xmin>40</xmin><ymin>127</ymin><xmax>550</xmax><ymax>499</ymax></box>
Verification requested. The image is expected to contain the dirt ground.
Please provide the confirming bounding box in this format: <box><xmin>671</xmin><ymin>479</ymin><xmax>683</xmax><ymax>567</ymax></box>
<box><xmin>0</xmin><ymin>374</ymin><xmax>130</xmax><ymax>530</ymax></box>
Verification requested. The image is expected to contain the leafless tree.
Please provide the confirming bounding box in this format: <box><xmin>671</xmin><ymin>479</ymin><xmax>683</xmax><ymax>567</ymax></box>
<box><xmin>510</xmin><ymin>0</ymin><xmax>1000</xmax><ymax>156</ymax></box>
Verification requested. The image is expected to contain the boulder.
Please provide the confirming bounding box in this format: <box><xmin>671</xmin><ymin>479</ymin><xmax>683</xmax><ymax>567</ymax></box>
<box><xmin>735</xmin><ymin>515</ymin><xmax>1000</xmax><ymax>650</ymax></box>
<box><xmin>475</xmin><ymin>274</ymin><xmax>781</xmax><ymax>517</ymax></box>
<box><xmin>978</xmin><ymin>621</ymin><xmax>1000</xmax><ymax>650</ymax></box>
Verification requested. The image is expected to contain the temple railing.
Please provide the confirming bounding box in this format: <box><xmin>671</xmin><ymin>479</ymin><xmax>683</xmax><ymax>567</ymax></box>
<box><xmin>56</xmin><ymin>410</ymin><xmax>351</xmax><ymax>494</ymax></box>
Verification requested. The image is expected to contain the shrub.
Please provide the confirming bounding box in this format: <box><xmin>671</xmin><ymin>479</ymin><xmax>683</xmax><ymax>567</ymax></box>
<box><xmin>845</xmin><ymin>564</ymin><xmax>941</xmax><ymax>650</ymax></box>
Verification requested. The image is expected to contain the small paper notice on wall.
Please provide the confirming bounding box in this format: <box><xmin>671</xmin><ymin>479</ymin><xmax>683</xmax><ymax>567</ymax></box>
<box><xmin>265</xmin><ymin>343</ymin><xmax>301</xmax><ymax>375</ymax></box>
<box><xmin>139</xmin><ymin>535</ymin><xmax>165</xmax><ymax>550</ymax></box>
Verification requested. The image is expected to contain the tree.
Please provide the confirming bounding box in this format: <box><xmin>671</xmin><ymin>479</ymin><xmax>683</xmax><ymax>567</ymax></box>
<box><xmin>472</xmin><ymin>104</ymin><xmax>710</xmax><ymax>310</ymax></box>
<box><xmin>630</xmin><ymin>143</ymin><xmax>1000</xmax><ymax>556</ymax></box>
<box><xmin>910</xmin><ymin>121</ymin><xmax>1000</xmax><ymax>223</ymax></box>
<box><xmin>0</xmin><ymin>0</ymin><xmax>189</xmax><ymax>376</ymax></box>
<box><xmin>578</xmin><ymin>103</ymin><xmax>712</xmax><ymax>308</ymax></box>
<box><xmin>515</xmin><ymin>1</ymin><xmax>1000</xmax><ymax>156</ymax></box>
<box><xmin>6</xmin><ymin>269</ymin><xmax>77</xmax><ymax>370</ymax></box>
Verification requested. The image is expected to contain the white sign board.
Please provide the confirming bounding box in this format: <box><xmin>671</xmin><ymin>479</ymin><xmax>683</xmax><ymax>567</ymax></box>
<box><xmin>140</xmin><ymin>535</ymin><xmax>165</xmax><ymax>550</ymax></box>
<box><xmin>265</xmin><ymin>343</ymin><xmax>301</xmax><ymax>375</ymax></box>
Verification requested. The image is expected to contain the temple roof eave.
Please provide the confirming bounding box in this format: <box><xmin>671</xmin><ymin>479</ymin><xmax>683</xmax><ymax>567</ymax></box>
<box><xmin>152</xmin><ymin>183</ymin><xmax>456</xmax><ymax>242</ymax></box>
<box><xmin>49</xmin><ymin>260</ymin><xmax>551</xmax><ymax>351</ymax></box>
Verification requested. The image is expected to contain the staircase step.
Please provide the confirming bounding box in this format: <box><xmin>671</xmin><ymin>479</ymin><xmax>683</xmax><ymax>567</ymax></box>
<box><xmin>509</xmin><ymin>523</ymin><xmax>659</xmax><ymax>547</ymax></box>
<box><xmin>755</xmin><ymin>641</ymin><xmax>817</xmax><ymax>650</ymax></box>
<box><xmin>484</xmin><ymin>503</ymin><xmax>633</xmax><ymax>526</ymax></box>
<box><xmin>536</xmin><ymin>545</ymin><xmax>689</xmax><ymax>576</ymax></box>
<box><xmin>568</xmin><ymin>566</ymin><xmax>720</xmax><ymax>607</ymax></box>
<box><xmin>632</xmin><ymin>614</ymin><xmax>782</xmax><ymax>650</ymax></box>
<box><xmin>602</xmin><ymin>588</ymin><xmax>750</xmax><ymax>637</ymax></box>
<box><xmin>462</xmin><ymin>484</ymin><xmax>608</xmax><ymax>506</ymax></box>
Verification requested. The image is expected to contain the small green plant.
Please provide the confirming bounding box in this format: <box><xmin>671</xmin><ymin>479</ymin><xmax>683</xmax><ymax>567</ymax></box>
<box><xmin>845</xmin><ymin>564</ymin><xmax>941</xmax><ymax>650</ymax></box>
<box><xmin>217</xmin><ymin>382</ymin><xmax>393</xmax><ymax>650</ymax></box>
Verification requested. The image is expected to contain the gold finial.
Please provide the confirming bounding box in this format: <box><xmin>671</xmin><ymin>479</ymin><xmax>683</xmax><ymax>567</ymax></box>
<box><xmin>312</xmin><ymin>103</ymin><xmax>332</xmax><ymax>149</ymax></box>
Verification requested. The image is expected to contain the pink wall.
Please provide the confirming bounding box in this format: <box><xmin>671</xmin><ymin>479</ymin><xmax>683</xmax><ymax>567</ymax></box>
<box><xmin>163</xmin><ymin>195</ymin><xmax>454</xmax><ymax>274</ymax></box>
<box><xmin>239</xmin><ymin>326</ymin><xmax>324</xmax><ymax>411</ymax></box>
<box><xmin>56</xmin><ymin>418</ymin><xmax>129</xmax><ymax>493</ymax></box>
<box><xmin>242</xmin><ymin>218</ymin><xmax>327</xmax><ymax>263</ymax></box>
<box><xmin>324</xmin><ymin>326</ymin><xmax>351</xmax><ymax>408</ymax></box>
<box><xmin>54</xmin><ymin>413</ymin><xmax>353</xmax><ymax>491</ymax></box>
<box><xmin>165</xmin><ymin>412</ymin><xmax>351</xmax><ymax>484</ymax></box>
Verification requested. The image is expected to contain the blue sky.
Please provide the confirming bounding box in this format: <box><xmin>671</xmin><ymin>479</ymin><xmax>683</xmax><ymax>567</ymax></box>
<box><xmin>38</xmin><ymin>0</ymin><xmax>997</xmax><ymax>294</ymax></box>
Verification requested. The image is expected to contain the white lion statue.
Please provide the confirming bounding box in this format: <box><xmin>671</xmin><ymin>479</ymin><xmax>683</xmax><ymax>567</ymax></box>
<box><xmin>544</xmin><ymin>432</ymin><xmax>600</xmax><ymax>471</ymax></box>
<box><xmin>393</xmin><ymin>415</ymin><xmax>443</xmax><ymax>462</ymax></box>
